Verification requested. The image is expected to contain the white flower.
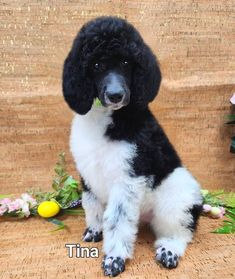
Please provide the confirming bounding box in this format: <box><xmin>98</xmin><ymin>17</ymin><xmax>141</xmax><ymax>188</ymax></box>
<box><xmin>13</xmin><ymin>198</ymin><xmax>31</xmax><ymax>217</ymax></box>
<box><xmin>230</xmin><ymin>93</ymin><xmax>235</xmax><ymax>105</ymax></box>
<box><xmin>21</xmin><ymin>193</ymin><xmax>37</xmax><ymax>208</ymax></box>
<box><xmin>21</xmin><ymin>202</ymin><xmax>30</xmax><ymax>217</ymax></box>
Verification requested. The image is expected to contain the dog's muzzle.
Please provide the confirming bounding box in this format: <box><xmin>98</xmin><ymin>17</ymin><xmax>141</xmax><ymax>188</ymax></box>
<box><xmin>100</xmin><ymin>72</ymin><xmax>130</xmax><ymax>110</ymax></box>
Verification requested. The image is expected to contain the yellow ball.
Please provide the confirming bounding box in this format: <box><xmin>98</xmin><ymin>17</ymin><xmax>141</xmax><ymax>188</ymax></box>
<box><xmin>37</xmin><ymin>201</ymin><xmax>60</xmax><ymax>218</ymax></box>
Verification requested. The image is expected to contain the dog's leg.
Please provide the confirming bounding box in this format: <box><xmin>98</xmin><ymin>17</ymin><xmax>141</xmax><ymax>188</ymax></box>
<box><xmin>101</xmin><ymin>180</ymin><xmax>144</xmax><ymax>277</ymax></box>
<box><xmin>151</xmin><ymin>167</ymin><xmax>202</xmax><ymax>269</ymax></box>
<box><xmin>82</xmin><ymin>189</ymin><xmax>104</xmax><ymax>242</ymax></box>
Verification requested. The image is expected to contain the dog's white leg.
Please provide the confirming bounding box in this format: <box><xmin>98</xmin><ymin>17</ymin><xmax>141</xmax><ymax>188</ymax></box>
<box><xmin>82</xmin><ymin>190</ymin><xmax>104</xmax><ymax>242</ymax></box>
<box><xmin>151</xmin><ymin>167</ymin><xmax>202</xmax><ymax>268</ymax></box>
<box><xmin>102</xmin><ymin>179</ymin><xmax>144</xmax><ymax>277</ymax></box>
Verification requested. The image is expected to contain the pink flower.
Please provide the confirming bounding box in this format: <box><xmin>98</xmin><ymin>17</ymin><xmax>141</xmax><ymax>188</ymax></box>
<box><xmin>0</xmin><ymin>198</ymin><xmax>11</xmax><ymax>206</ymax></box>
<box><xmin>21</xmin><ymin>193</ymin><xmax>37</xmax><ymax>208</ymax></box>
<box><xmin>203</xmin><ymin>204</ymin><xmax>212</xmax><ymax>213</ymax></box>
<box><xmin>230</xmin><ymin>93</ymin><xmax>235</xmax><ymax>105</ymax></box>
<box><xmin>7</xmin><ymin>199</ymin><xmax>22</xmax><ymax>213</ymax></box>
<box><xmin>0</xmin><ymin>195</ymin><xmax>34</xmax><ymax>217</ymax></box>
<box><xmin>220</xmin><ymin>207</ymin><xmax>226</xmax><ymax>215</ymax></box>
<box><xmin>218</xmin><ymin>207</ymin><xmax>226</xmax><ymax>218</ymax></box>
<box><xmin>14</xmin><ymin>198</ymin><xmax>31</xmax><ymax>217</ymax></box>
<box><xmin>0</xmin><ymin>205</ymin><xmax>7</xmax><ymax>216</ymax></box>
<box><xmin>210</xmin><ymin>207</ymin><xmax>226</xmax><ymax>218</ymax></box>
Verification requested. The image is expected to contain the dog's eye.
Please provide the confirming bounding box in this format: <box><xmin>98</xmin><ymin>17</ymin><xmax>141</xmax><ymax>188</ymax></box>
<box><xmin>94</xmin><ymin>63</ymin><xmax>100</xmax><ymax>70</ymax></box>
<box><xmin>122</xmin><ymin>60</ymin><xmax>129</xmax><ymax>66</ymax></box>
<box><xmin>93</xmin><ymin>62</ymin><xmax>105</xmax><ymax>72</ymax></box>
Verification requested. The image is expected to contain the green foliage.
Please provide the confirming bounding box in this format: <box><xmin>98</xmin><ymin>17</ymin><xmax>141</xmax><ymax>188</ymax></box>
<box><xmin>202</xmin><ymin>189</ymin><xmax>235</xmax><ymax>234</ymax></box>
<box><xmin>47</xmin><ymin>218</ymin><xmax>67</xmax><ymax>232</ymax></box>
<box><xmin>28</xmin><ymin>152</ymin><xmax>84</xmax><ymax>230</ymax></box>
<box><xmin>63</xmin><ymin>209</ymin><xmax>85</xmax><ymax>216</ymax></box>
<box><xmin>213</xmin><ymin>208</ymin><xmax>235</xmax><ymax>234</ymax></box>
<box><xmin>202</xmin><ymin>189</ymin><xmax>235</xmax><ymax>208</ymax></box>
<box><xmin>28</xmin><ymin>153</ymin><xmax>82</xmax><ymax>209</ymax></box>
<box><xmin>0</xmin><ymin>194</ymin><xmax>12</xmax><ymax>199</ymax></box>
<box><xmin>1</xmin><ymin>153</ymin><xmax>84</xmax><ymax>231</ymax></box>
<box><xmin>225</xmin><ymin>114</ymin><xmax>235</xmax><ymax>122</ymax></box>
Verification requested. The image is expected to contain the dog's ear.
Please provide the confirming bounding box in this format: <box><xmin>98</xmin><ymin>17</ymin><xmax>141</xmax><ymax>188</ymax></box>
<box><xmin>130</xmin><ymin>43</ymin><xmax>161</xmax><ymax>109</ymax></box>
<box><xmin>62</xmin><ymin>34</ymin><xmax>95</xmax><ymax>115</ymax></box>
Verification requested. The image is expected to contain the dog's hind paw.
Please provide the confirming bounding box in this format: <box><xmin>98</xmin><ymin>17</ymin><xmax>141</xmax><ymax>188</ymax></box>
<box><xmin>102</xmin><ymin>255</ymin><xmax>125</xmax><ymax>277</ymax></box>
<box><xmin>82</xmin><ymin>227</ymin><xmax>103</xmax><ymax>242</ymax></box>
<box><xmin>156</xmin><ymin>246</ymin><xmax>179</xmax><ymax>269</ymax></box>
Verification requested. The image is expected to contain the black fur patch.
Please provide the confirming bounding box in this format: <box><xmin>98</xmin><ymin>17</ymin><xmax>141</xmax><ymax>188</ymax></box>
<box><xmin>187</xmin><ymin>204</ymin><xmax>203</xmax><ymax>231</ymax></box>
<box><xmin>80</xmin><ymin>177</ymin><xmax>90</xmax><ymax>192</ymax></box>
<box><xmin>102</xmin><ymin>256</ymin><xmax>125</xmax><ymax>277</ymax></box>
<box><xmin>62</xmin><ymin>16</ymin><xmax>161</xmax><ymax>114</ymax></box>
<box><xmin>105</xmin><ymin>106</ymin><xmax>182</xmax><ymax>187</ymax></box>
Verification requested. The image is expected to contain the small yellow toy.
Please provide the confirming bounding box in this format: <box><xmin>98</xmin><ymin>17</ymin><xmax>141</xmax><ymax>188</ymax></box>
<box><xmin>37</xmin><ymin>201</ymin><xmax>60</xmax><ymax>218</ymax></box>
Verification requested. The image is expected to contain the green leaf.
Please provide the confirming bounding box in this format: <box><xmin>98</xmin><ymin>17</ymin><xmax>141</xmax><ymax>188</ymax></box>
<box><xmin>225</xmin><ymin>211</ymin><xmax>235</xmax><ymax>221</ymax></box>
<box><xmin>226</xmin><ymin>208</ymin><xmax>235</xmax><ymax>215</ymax></box>
<box><xmin>63</xmin><ymin>176</ymin><xmax>78</xmax><ymax>187</ymax></box>
<box><xmin>225</xmin><ymin>114</ymin><xmax>235</xmax><ymax>121</ymax></box>
<box><xmin>223</xmin><ymin>220</ymin><xmax>233</xmax><ymax>224</ymax></box>
<box><xmin>94</xmin><ymin>98</ymin><xmax>102</xmax><ymax>107</ymax></box>
<box><xmin>50</xmin><ymin>225</ymin><xmax>66</xmax><ymax>232</ymax></box>
<box><xmin>210</xmin><ymin>190</ymin><xmax>225</xmax><ymax>197</ymax></box>
<box><xmin>223</xmin><ymin>192</ymin><xmax>235</xmax><ymax>208</ymax></box>
<box><xmin>47</xmin><ymin>218</ymin><xmax>67</xmax><ymax>232</ymax></box>
<box><xmin>0</xmin><ymin>194</ymin><xmax>13</xmax><ymax>199</ymax></box>
<box><xmin>71</xmin><ymin>191</ymin><xmax>79</xmax><ymax>200</ymax></box>
<box><xmin>213</xmin><ymin>225</ymin><xmax>235</xmax><ymax>234</ymax></box>
<box><xmin>63</xmin><ymin>209</ymin><xmax>85</xmax><ymax>215</ymax></box>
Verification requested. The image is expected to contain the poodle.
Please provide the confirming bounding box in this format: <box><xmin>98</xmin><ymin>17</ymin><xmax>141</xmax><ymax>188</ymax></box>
<box><xmin>62</xmin><ymin>16</ymin><xmax>202</xmax><ymax>277</ymax></box>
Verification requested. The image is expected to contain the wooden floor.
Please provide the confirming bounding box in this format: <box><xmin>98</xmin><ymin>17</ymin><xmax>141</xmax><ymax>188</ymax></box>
<box><xmin>1</xmin><ymin>215</ymin><xmax>234</xmax><ymax>279</ymax></box>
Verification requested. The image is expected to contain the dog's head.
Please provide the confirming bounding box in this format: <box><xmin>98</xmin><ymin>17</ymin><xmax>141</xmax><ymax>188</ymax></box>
<box><xmin>63</xmin><ymin>16</ymin><xmax>161</xmax><ymax>114</ymax></box>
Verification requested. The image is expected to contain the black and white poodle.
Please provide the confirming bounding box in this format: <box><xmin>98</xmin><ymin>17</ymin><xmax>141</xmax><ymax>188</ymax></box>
<box><xmin>62</xmin><ymin>16</ymin><xmax>202</xmax><ymax>277</ymax></box>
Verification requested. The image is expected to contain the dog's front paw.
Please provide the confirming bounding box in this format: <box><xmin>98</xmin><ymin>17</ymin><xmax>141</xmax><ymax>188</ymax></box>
<box><xmin>102</xmin><ymin>255</ymin><xmax>125</xmax><ymax>277</ymax></box>
<box><xmin>82</xmin><ymin>227</ymin><xmax>103</xmax><ymax>242</ymax></box>
<box><xmin>156</xmin><ymin>246</ymin><xmax>179</xmax><ymax>269</ymax></box>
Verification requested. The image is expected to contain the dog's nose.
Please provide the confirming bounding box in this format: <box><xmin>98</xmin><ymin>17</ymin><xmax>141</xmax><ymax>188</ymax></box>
<box><xmin>106</xmin><ymin>91</ymin><xmax>124</xmax><ymax>104</ymax></box>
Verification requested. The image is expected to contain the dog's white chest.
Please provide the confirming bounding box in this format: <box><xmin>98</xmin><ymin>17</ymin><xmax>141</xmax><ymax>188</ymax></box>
<box><xmin>70</xmin><ymin>107</ymin><xmax>136</xmax><ymax>204</ymax></box>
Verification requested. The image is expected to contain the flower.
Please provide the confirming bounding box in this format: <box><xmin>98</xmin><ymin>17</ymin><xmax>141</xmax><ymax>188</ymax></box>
<box><xmin>210</xmin><ymin>206</ymin><xmax>226</xmax><ymax>218</ymax></box>
<box><xmin>69</xmin><ymin>199</ymin><xmax>82</xmax><ymax>208</ymax></box>
<box><xmin>230</xmin><ymin>93</ymin><xmax>235</xmax><ymax>105</ymax></box>
<box><xmin>21</xmin><ymin>201</ymin><xmax>30</xmax><ymax>217</ymax></box>
<box><xmin>203</xmin><ymin>204</ymin><xmax>212</xmax><ymax>213</ymax></box>
<box><xmin>21</xmin><ymin>193</ymin><xmax>37</xmax><ymax>208</ymax></box>
<box><xmin>0</xmin><ymin>198</ymin><xmax>11</xmax><ymax>206</ymax></box>
<box><xmin>0</xmin><ymin>205</ymin><xmax>7</xmax><ymax>216</ymax></box>
<box><xmin>0</xmin><ymin>198</ymin><xmax>12</xmax><ymax>215</ymax></box>
<box><xmin>0</xmin><ymin>195</ymin><xmax>34</xmax><ymax>217</ymax></box>
<box><xmin>7</xmin><ymin>199</ymin><xmax>22</xmax><ymax>212</ymax></box>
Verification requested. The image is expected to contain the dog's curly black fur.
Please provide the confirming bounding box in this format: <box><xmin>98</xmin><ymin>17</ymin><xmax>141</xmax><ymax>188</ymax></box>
<box><xmin>63</xmin><ymin>16</ymin><xmax>161</xmax><ymax>114</ymax></box>
<box><xmin>63</xmin><ymin>16</ymin><xmax>181</xmax><ymax>185</ymax></box>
